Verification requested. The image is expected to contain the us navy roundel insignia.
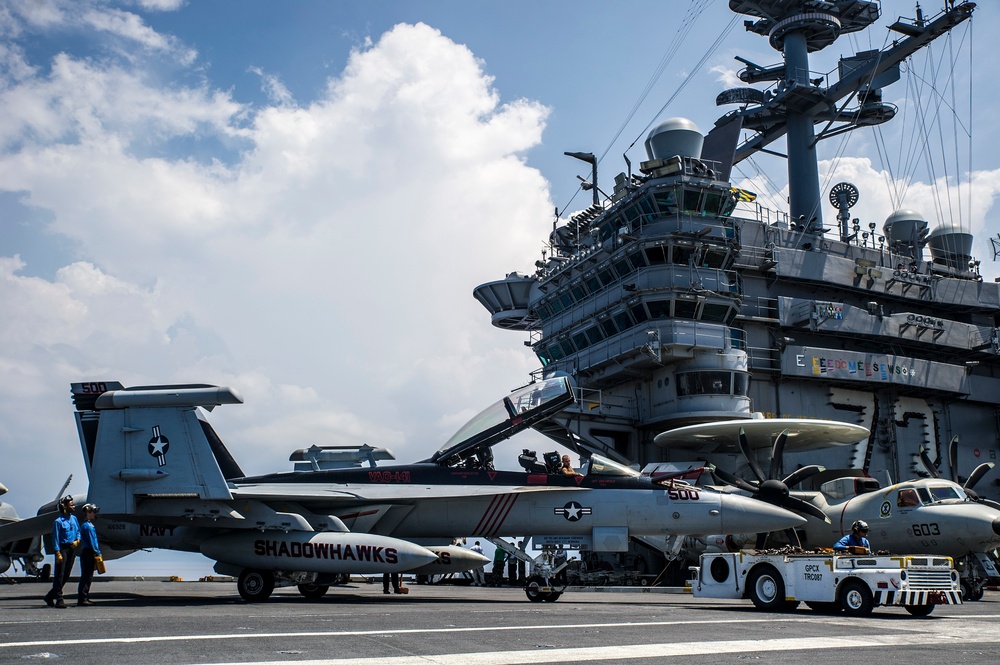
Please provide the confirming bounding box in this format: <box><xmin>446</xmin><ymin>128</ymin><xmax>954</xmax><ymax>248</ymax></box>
<box><xmin>148</xmin><ymin>425</ymin><xmax>170</xmax><ymax>467</ymax></box>
<box><xmin>555</xmin><ymin>501</ymin><xmax>592</xmax><ymax>521</ymax></box>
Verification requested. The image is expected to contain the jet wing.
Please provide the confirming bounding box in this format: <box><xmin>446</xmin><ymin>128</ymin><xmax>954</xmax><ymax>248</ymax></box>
<box><xmin>230</xmin><ymin>483</ymin><xmax>584</xmax><ymax>502</ymax></box>
<box><xmin>654</xmin><ymin>418</ymin><xmax>870</xmax><ymax>454</ymax></box>
<box><xmin>0</xmin><ymin>511</ymin><xmax>56</xmax><ymax>546</ymax></box>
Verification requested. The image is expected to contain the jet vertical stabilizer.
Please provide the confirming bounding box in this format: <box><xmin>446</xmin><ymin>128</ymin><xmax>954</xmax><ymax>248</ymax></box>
<box><xmin>71</xmin><ymin>382</ymin><xmax>244</xmax><ymax>516</ymax></box>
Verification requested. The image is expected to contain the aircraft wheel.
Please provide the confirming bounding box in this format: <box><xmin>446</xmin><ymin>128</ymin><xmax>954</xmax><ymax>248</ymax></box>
<box><xmin>904</xmin><ymin>604</ymin><xmax>934</xmax><ymax>617</ymax></box>
<box><xmin>838</xmin><ymin>579</ymin><xmax>873</xmax><ymax>617</ymax></box>
<box><xmin>524</xmin><ymin>576</ymin><xmax>548</xmax><ymax>602</ymax></box>
<box><xmin>970</xmin><ymin>584</ymin><xmax>986</xmax><ymax>602</ymax></box>
<box><xmin>746</xmin><ymin>564</ymin><xmax>785</xmax><ymax>611</ymax></box>
<box><xmin>543</xmin><ymin>591</ymin><xmax>562</xmax><ymax>602</ymax></box>
<box><xmin>238</xmin><ymin>569</ymin><xmax>275</xmax><ymax>602</ymax></box>
<box><xmin>297</xmin><ymin>583</ymin><xmax>330</xmax><ymax>599</ymax></box>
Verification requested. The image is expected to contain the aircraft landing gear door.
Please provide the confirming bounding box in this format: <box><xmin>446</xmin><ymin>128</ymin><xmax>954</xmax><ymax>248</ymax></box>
<box><xmin>691</xmin><ymin>553</ymin><xmax>739</xmax><ymax>598</ymax></box>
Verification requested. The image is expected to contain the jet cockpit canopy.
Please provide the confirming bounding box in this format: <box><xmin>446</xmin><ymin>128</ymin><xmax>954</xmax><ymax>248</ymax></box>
<box><xmin>427</xmin><ymin>376</ymin><xmax>576</xmax><ymax>468</ymax></box>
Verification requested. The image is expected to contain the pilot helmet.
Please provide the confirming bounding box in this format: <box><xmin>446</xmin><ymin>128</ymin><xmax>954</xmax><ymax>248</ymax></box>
<box><xmin>851</xmin><ymin>519</ymin><xmax>869</xmax><ymax>534</ymax></box>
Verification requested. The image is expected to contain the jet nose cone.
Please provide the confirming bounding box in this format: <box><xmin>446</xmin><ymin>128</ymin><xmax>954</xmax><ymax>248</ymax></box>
<box><xmin>719</xmin><ymin>493</ymin><xmax>806</xmax><ymax>534</ymax></box>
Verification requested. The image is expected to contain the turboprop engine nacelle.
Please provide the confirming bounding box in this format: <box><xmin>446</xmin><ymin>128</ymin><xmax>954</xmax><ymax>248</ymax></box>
<box><xmin>200</xmin><ymin>531</ymin><xmax>437</xmax><ymax>574</ymax></box>
<box><xmin>407</xmin><ymin>544</ymin><xmax>491</xmax><ymax>576</ymax></box>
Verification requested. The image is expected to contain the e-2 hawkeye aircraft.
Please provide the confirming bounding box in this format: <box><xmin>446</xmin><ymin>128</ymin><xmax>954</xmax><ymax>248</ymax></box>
<box><xmin>55</xmin><ymin>376</ymin><xmax>804</xmax><ymax>602</ymax></box>
<box><xmin>656</xmin><ymin>420</ymin><xmax>1000</xmax><ymax>600</ymax></box>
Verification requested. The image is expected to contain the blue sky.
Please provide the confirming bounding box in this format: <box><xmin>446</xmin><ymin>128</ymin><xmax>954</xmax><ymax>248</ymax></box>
<box><xmin>1</xmin><ymin>0</ymin><xmax>997</xmax><ymax>576</ymax></box>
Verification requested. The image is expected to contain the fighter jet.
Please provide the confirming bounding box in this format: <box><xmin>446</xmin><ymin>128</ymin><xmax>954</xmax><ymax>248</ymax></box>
<box><xmin>656</xmin><ymin>419</ymin><xmax>1000</xmax><ymax>600</ymax></box>
<box><xmin>28</xmin><ymin>377</ymin><xmax>805</xmax><ymax>602</ymax></box>
<box><xmin>0</xmin><ymin>478</ymin><xmax>78</xmax><ymax>580</ymax></box>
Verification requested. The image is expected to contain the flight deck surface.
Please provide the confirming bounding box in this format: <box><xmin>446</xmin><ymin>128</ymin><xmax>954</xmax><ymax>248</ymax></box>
<box><xmin>1</xmin><ymin>579</ymin><xmax>998</xmax><ymax>664</ymax></box>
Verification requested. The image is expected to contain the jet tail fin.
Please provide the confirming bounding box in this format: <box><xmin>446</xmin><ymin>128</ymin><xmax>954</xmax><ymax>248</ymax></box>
<box><xmin>70</xmin><ymin>382</ymin><xmax>245</xmax><ymax>517</ymax></box>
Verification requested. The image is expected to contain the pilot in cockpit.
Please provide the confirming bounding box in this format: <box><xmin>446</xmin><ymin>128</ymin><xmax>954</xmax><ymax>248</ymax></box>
<box><xmin>560</xmin><ymin>454</ymin><xmax>583</xmax><ymax>477</ymax></box>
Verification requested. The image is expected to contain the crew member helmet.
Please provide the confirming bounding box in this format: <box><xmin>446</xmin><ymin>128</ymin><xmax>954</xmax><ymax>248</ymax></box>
<box><xmin>852</xmin><ymin>519</ymin><xmax>869</xmax><ymax>534</ymax></box>
<box><xmin>59</xmin><ymin>495</ymin><xmax>74</xmax><ymax>514</ymax></box>
<box><xmin>82</xmin><ymin>503</ymin><xmax>100</xmax><ymax>514</ymax></box>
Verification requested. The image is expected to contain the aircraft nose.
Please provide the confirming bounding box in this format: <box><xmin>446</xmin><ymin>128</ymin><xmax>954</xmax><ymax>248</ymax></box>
<box><xmin>719</xmin><ymin>492</ymin><xmax>806</xmax><ymax>534</ymax></box>
<box><xmin>993</xmin><ymin>516</ymin><xmax>1000</xmax><ymax>537</ymax></box>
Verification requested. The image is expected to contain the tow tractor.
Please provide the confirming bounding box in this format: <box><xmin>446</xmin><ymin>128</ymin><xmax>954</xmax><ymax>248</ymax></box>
<box><xmin>690</xmin><ymin>548</ymin><xmax>962</xmax><ymax>616</ymax></box>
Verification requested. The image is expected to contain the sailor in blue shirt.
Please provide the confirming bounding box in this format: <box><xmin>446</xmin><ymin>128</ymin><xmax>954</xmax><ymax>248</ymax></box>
<box><xmin>44</xmin><ymin>496</ymin><xmax>80</xmax><ymax>608</ymax></box>
<box><xmin>834</xmin><ymin>520</ymin><xmax>872</xmax><ymax>553</ymax></box>
<box><xmin>76</xmin><ymin>503</ymin><xmax>102</xmax><ymax>606</ymax></box>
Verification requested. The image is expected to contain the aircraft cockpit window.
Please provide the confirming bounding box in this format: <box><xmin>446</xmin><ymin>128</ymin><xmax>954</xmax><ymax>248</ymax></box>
<box><xmin>897</xmin><ymin>488</ymin><xmax>921</xmax><ymax>507</ymax></box>
<box><xmin>916</xmin><ymin>487</ymin><xmax>933</xmax><ymax>504</ymax></box>
<box><xmin>587</xmin><ymin>455</ymin><xmax>640</xmax><ymax>478</ymax></box>
<box><xmin>928</xmin><ymin>485</ymin><xmax>964</xmax><ymax>503</ymax></box>
<box><xmin>428</xmin><ymin>377</ymin><xmax>575</xmax><ymax>466</ymax></box>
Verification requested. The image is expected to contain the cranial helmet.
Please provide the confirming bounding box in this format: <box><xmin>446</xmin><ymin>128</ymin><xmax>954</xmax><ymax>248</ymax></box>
<box><xmin>59</xmin><ymin>495</ymin><xmax>74</xmax><ymax>515</ymax></box>
<box><xmin>852</xmin><ymin>519</ymin><xmax>869</xmax><ymax>534</ymax></box>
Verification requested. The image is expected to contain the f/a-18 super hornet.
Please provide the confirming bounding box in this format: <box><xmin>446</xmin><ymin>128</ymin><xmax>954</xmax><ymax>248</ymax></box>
<box><xmin>656</xmin><ymin>419</ymin><xmax>1000</xmax><ymax>600</ymax></box>
<box><xmin>38</xmin><ymin>376</ymin><xmax>805</xmax><ymax>602</ymax></box>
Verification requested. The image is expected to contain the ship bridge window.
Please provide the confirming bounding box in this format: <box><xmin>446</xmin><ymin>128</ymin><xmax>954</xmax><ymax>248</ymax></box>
<box><xmin>674</xmin><ymin>297</ymin><xmax>699</xmax><ymax>320</ymax></box>
<box><xmin>613</xmin><ymin>310</ymin><xmax>632</xmax><ymax>331</ymax></box>
<box><xmin>701</xmin><ymin>302</ymin><xmax>733</xmax><ymax>323</ymax></box>
<box><xmin>654</xmin><ymin>190</ymin><xmax>678</xmax><ymax>215</ymax></box>
<box><xmin>585</xmin><ymin>273</ymin><xmax>601</xmax><ymax>292</ymax></box>
<box><xmin>676</xmin><ymin>371</ymin><xmax>733</xmax><ymax>397</ymax></box>
<box><xmin>927</xmin><ymin>485</ymin><xmax>965</xmax><ymax>503</ymax></box>
<box><xmin>703</xmin><ymin>191</ymin><xmax>731</xmax><ymax>217</ymax></box>
<box><xmin>572</xmin><ymin>332</ymin><xmax>588</xmax><ymax>350</ymax></box>
<box><xmin>682</xmin><ymin>188</ymin><xmax>705</xmax><ymax>214</ymax></box>
<box><xmin>629</xmin><ymin>303</ymin><xmax>649</xmax><ymax>324</ymax></box>
<box><xmin>597</xmin><ymin>266</ymin><xmax>616</xmax><ymax>286</ymax></box>
<box><xmin>570</xmin><ymin>283</ymin><xmax>587</xmax><ymax>301</ymax></box>
<box><xmin>599</xmin><ymin>317</ymin><xmax>617</xmax><ymax>337</ymax></box>
<box><xmin>648</xmin><ymin>300</ymin><xmax>671</xmax><ymax>320</ymax></box>
<box><xmin>644</xmin><ymin>245</ymin><xmax>670</xmax><ymax>265</ymax></box>
<box><xmin>585</xmin><ymin>326</ymin><xmax>603</xmax><ymax>345</ymax></box>
<box><xmin>734</xmin><ymin>372</ymin><xmax>749</xmax><ymax>396</ymax></box>
<box><xmin>702</xmin><ymin>248</ymin><xmax>728</xmax><ymax>269</ymax></box>
<box><xmin>613</xmin><ymin>256</ymin><xmax>633</xmax><ymax>277</ymax></box>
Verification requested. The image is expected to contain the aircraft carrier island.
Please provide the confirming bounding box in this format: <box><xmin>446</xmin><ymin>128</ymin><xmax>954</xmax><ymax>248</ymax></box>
<box><xmin>473</xmin><ymin>0</ymin><xmax>1000</xmax><ymax>589</ymax></box>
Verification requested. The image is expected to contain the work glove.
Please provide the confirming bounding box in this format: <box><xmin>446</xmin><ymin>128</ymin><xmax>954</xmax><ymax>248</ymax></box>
<box><xmin>55</xmin><ymin>552</ymin><xmax>63</xmax><ymax>563</ymax></box>
<box><xmin>71</xmin><ymin>539</ymin><xmax>80</xmax><ymax>549</ymax></box>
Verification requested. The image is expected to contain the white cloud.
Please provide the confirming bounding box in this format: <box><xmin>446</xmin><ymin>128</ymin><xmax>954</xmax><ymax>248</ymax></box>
<box><xmin>0</xmin><ymin>14</ymin><xmax>549</xmax><ymax>515</ymax></box>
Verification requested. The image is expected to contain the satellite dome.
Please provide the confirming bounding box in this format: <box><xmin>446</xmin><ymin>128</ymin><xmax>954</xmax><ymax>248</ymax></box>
<box><xmin>927</xmin><ymin>223</ymin><xmax>974</xmax><ymax>270</ymax></box>
<box><xmin>882</xmin><ymin>209</ymin><xmax>928</xmax><ymax>245</ymax></box>
<box><xmin>644</xmin><ymin>118</ymin><xmax>704</xmax><ymax>161</ymax></box>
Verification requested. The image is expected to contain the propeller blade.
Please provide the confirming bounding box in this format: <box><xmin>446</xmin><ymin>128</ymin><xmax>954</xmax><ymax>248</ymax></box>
<box><xmin>949</xmin><ymin>435</ymin><xmax>959</xmax><ymax>484</ymax></box>
<box><xmin>782</xmin><ymin>464</ymin><xmax>825</xmax><ymax>488</ymax></box>
<box><xmin>781</xmin><ymin>495</ymin><xmax>831</xmax><ymax>523</ymax></box>
<box><xmin>711</xmin><ymin>466</ymin><xmax>759</xmax><ymax>494</ymax></box>
<box><xmin>918</xmin><ymin>447</ymin><xmax>941</xmax><ymax>479</ymax></box>
<box><xmin>739</xmin><ymin>428</ymin><xmax>766</xmax><ymax>483</ymax></box>
<box><xmin>965</xmin><ymin>462</ymin><xmax>995</xmax><ymax>492</ymax></box>
<box><xmin>768</xmin><ymin>429</ymin><xmax>789</xmax><ymax>481</ymax></box>
<box><xmin>978</xmin><ymin>497</ymin><xmax>1000</xmax><ymax>512</ymax></box>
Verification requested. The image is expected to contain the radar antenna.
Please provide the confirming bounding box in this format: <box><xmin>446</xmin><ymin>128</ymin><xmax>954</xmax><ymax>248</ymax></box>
<box><xmin>829</xmin><ymin>182</ymin><xmax>859</xmax><ymax>243</ymax></box>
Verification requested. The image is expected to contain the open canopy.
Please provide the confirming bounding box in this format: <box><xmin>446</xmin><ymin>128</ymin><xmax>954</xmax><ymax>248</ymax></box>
<box><xmin>427</xmin><ymin>377</ymin><xmax>576</xmax><ymax>466</ymax></box>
